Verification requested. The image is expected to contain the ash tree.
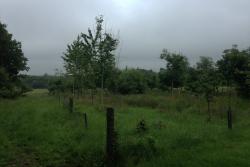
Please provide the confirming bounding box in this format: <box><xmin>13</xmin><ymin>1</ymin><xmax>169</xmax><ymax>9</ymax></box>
<box><xmin>241</xmin><ymin>50</ymin><xmax>250</xmax><ymax>97</ymax></box>
<box><xmin>235</xmin><ymin>47</ymin><xmax>250</xmax><ymax>97</ymax></box>
<box><xmin>63</xmin><ymin>36</ymin><xmax>85</xmax><ymax>96</ymax></box>
<box><xmin>160</xmin><ymin>49</ymin><xmax>189</xmax><ymax>95</ymax></box>
<box><xmin>217</xmin><ymin>45</ymin><xmax>250</xmax><ymax>98</ymax></box>
<box><xmin>92</xmin><ymin>17</ymin><xmax>119</xmax><ymax>92</ymax></box>
<box><xmin>217</xmin><ymin>45</ymin><xmax>250</xmax><ymax>129</ymax></box>
<box><xmin>0</xmin><ymin>21</ymin><xmax>29</xmax><ymax>98</ymax></box>
<box><xmin>62</xmin><ymin>16</ymin><xmax>119</xmax><ymax>103</ymax></box>
<box><xmin>186</xmin><ymin>57</ymin><xmax>219</xmax><ymax>121</ymax></box>
<box><xmin>185</xmin><ymin>67</ymin><xmax>201</xmax><ymax>96</ymax></box>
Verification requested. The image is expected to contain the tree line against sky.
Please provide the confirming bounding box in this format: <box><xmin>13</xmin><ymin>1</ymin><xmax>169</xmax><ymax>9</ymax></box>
<box><xmin>0</xmin><ymin>16</ymin><xmax>249</xmax><ymax>102</ymax></box>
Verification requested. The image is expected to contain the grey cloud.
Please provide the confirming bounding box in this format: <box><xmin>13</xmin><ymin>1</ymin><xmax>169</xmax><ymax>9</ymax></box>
<box><xmin>0</xmin><ymin>0</ymin><xmax>250</xmax><ymax>74</ymax></box>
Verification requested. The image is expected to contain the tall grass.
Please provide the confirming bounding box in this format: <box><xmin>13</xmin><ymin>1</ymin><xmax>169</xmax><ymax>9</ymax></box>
<box><xmin>0</xmin><ymin>89</ymin><xmax>250</xmax><ymax>166</ymax></box>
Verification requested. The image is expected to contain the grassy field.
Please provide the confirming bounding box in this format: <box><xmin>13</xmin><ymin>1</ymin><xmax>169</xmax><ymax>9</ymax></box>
<box><xmin>0</xmin><ymin>89</ymin><xmax>250</xmax><ymax>167</ymax></box>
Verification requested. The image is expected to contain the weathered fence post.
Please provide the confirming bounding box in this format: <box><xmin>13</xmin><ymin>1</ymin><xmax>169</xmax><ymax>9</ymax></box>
<box><xmin>69</xmin><ymin>97</ymin><xmax>73</xmax><ymax>113</ymax></box>
<box><xmin>83</xmin><ymin>113</ymin><xmax>88</xmax><ymax>128</ymax></box>
<box><xmin>58</xmin><ymin>94</ymin><xmax>61</xmax><ymax>104</ymax></box>
<box><xmin>90</xmin><ymin>89</ymin><xmax>94</xmax><ymax>105</ymax></box>
<box><xmin>106</xmin><ymin>107</ymin><xmax>116</xmax><ymax>167</ymax></box>
<box><xmin>227</xmin><ymin>107</ymin><xmax>232</xmax><ymax>129</ymax></box>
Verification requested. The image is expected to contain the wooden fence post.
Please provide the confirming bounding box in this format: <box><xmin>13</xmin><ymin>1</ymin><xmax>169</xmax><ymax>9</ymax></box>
<box><xmin>228</xmin><ymin>107</ymin><xmax>232</xmax><ymax>129</ymax></box>
<box><xmin>106</xmin><ymin>107</ymin><xmax>116</xmax><ymax>167</ymax></box>
<box><xmin>83</xmin><ymin>113</ymin><xmax>88</xmax><ymax>128</ymax></box>
<box><xmin>69</xmin><ymin>97</ymin><xmax>73</xmax><ymax>113</ymax></box>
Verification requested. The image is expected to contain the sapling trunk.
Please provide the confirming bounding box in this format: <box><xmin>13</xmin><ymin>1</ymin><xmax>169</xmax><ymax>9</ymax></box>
<box><xmin>171</xmin><ymin>80</ymin><xmax>173</xmax><ymax>96</ymax></box>
<box><xmin>227</xmin><ymin>81</ymin><xmax>233</xmax><ymax>129</ymax></box>
<box><xmin>106</xmin><ymin>107</ymin><xmax>116</xmax><ymax>167</ymax></box>
<box><xmin>101</xmin><ymin>73</ymin><xmax>104</xmax><ymax>107</ymax></box>
<box><xmin>207</xmin><ymin>99</ymin><xmax>211</xmax><ymax>122</ymax></box>
<box><xmin>228</xmin><ymin>107</ymin><xmax>232</xmax><ymax>129</ymax></box>
<box><xmin>101</xmin><ymin>63</ymin><xmax>104</xmax><ymax>108</ymax></box>
<box><xmin>91</xmin><ymin>89</ymin><xmax>94</xmax><ymax>105</ymax></box>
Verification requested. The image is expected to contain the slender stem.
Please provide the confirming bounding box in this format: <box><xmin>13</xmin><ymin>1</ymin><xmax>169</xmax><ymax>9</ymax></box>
<box><xmin>101</xmin><ymin>63</ymin><xmax>104</xmax><ymax>107</ymax></box>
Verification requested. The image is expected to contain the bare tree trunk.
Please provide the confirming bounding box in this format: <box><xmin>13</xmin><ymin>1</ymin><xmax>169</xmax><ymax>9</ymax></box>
<box><xmin>227</xmin><ymin>81</ymin><xmax>232</xmax><ymax>129</ymax></box>
<box><xmin>69</xmin><ymin>97</ymin><xmax>74</xmax><ymax>113</ymax></box>
<box><xmin>58</xmin><ymin>92</ymin><xmax>61</xmax><ymax>104</ymax></box>
<box><xmin>207</xmin><ymin>100</ymin><xmax>211</xmax><ymax>122</ymax></box>
<box><xmin>91</xmin><ymin>89</ymin><xmax>94</xmax><ymax>105</ymax></box>
<box><xmin>106</xmin><ymin>107</ymin><xmax>117</xmax><ymax>167</ymax></box>
<box><xmin>101</xmin><ymin>67</ymin><xmax>104</xmax><ymax>108</ymax></box>
<box><xmin>72</xmin><ymin>79</ymin><xmax>75</xmax><ymax>97</ymax></box>
<box><xmin>77</xmin><ymin>88</ymin><xmax>80</xmax><ymax>99</ymax></box>
<box><xmin>228</xmin><ymin>106</ymin><xmax>232</xmax><ymax>129</ymax></box>
<box><xmin>197</xmin><ymin>95</ymin><xmax>201</xmax><ymax>114</ymax></box>
<box><xmin>171</xmin><ymin>80</ymin><xmax>173</xmax><ymax>96</ymax></box>
<box><xmin>83</xmin><ymin>113</ymin><xmax>88</xmax><ymax>128</ymax></box>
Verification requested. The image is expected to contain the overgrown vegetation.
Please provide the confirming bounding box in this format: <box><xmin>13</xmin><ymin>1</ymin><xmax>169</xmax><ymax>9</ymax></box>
<box><xmin>1</xmin><ymin>89</ymin><xmax>250</xmax><ymax>167</ymax></box>
<box><xmin>1</xmin><ymin>15</ymin><xmax>250</xmax><ymax>167</ymax></box>
<box><xmin>0</xmin><ymin>22</ymin><xmax>29</xmax><ymax>98</ymax></box>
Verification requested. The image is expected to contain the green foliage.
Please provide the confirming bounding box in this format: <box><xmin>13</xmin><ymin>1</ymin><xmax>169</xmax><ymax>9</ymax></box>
<box><xmin>196</xmin><ymin>57</ymin><xmax>219</xmax><ymax>100</ymax></box>
<box><xmin>0</xmin><ymin>21</ymin><xmax>29</xmax><ymax>98</ymax></box>
<box><xmin>185</xmin><ymin>67</ymin><xmax>201</xmax><ymax>95</ymax></box>
<box><xmin>48</xmin><ymin>79</ymin><xmax>65</xmax><ymax>95</ymax></box>
<box><xmin>160</xmin><ymin>49</ymin><xmax>189</xmax><ymax>88</ymax></box>
<box><xmin>105</xmin><ymin>67</ymin><xmax>121</xmax><ymax>93</ymax></box>
<box><xmin>137</xmin><ymin>69</ymin><xmax>159</xmax><ymax>90</ymax></box>
<box><xmin>117</xmin><ymin>69</ymin><xmax>148</xmax><ymax>94</ymax></box>
<box><xmin>1</xmin><ymin>90</ymin><xmax>250</xmax><ymax>166</ymax></box>
<box><xmin>136</xmin><ymin>119</ymin><xmax>148</xmax><ymax>134</ymax></box>
<box><xmin>242</xmin><ymin>59</ymin><xmax>250</xmax><ymax>96</ymax></box>
<box><xmin>62</xmin><ymin>16</ymin><xmax>119</xmax><ymax>95</ymax></box>
<box><xmin>187</xmin><ymin>57</ymin><xmax>219</xmax><ymax>99</ymax></box>
<box><xmin>186</xmin><ymin>57</ymin><xmax>219</xmax><ymax>120</ymax></box>
<box><xmin>217</xmin><ymin>45</ymin><xmax>250</xmax><ymax>97</ymax></box>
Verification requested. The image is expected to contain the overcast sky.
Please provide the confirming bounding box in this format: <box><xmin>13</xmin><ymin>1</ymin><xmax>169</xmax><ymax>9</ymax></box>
<box><xmin>0</xmin><ymin>0</ymin><xmax>250</xmax><ymax>75</ymax></box>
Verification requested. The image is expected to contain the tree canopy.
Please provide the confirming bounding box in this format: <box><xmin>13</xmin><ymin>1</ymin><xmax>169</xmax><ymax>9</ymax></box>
<box><xmin>62</xmin><ymin>16</ymin><xmax>119</xmax><ymax>96</ymax></box>
<box><xmin>0</xmin><ymin>21</ymin><xmax>29</xmax><ymax>97</ymax></box>
<box><xmin>217</xmin><ymin>45</ymin><xmax>250</xmax><ymax>97</ymax></box>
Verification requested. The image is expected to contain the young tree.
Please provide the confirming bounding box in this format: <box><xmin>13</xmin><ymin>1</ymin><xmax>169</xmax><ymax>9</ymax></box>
<box><xmin>63</xmin><ymin>36</ymin><xmax>84</xmax><ymax>96</ymax></box>
<box><xmin>217</xmin><ymin>45</ymin><xmax>250</xmax><ymax>128</ymax></box>
<box><xmin>62</xmin><ymin>16</ymin><xmax>119</xmax><ymax>105</ymax></box>
<box><xmin>187</xmin><ymin>57</ymin><xmax>219</xmax><ymax>121</ymax></box>
<box><xmin>0</xmin><ymin>21</ymin><xmax>29</xmax><ymax>97</ymax></box>
<box><xmin>185</xmin><ymin>67</ymin><xmax>202</xmax><ymax>95</ymax></box>
<box><xmin>217</xmin><ymin>45</ymin><xmax>249</xmax><ymax>94</ymax></box>
<box><xmin>94</xmin><ymin>18</ymin><xmax>118</xmax><ymax>104</ymax></box>
<box><xmin>198</xmin><ymin>57</ymin><xmax>219</xmax><ymax>121</ymax></box>
<box><xmin>234</xmin><ymin>47</ymin><xmax>250</xmax><ymax>98</ymax></box>
<box><xmin>160</xmin><ymin>49</ymin><xmax>189</xmax><ymax>95</ymax></box>
<box><xmin>244</xmin><ymin>59</ymin><xmax>250</xmax><ymax>96</ymax></box>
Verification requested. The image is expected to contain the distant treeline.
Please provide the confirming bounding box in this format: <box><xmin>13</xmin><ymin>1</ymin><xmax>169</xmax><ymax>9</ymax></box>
<box><xmin>47</xmin><ymin>16</ymin><xmax>250</xmax><ymax>99</ymax></box>
<box><xmin>1</xmin><ymin>17</ymin><xmax>249</xmax><ymax>99</ymax></box>
<box><xmin>21</xmin><ymin>74</ymin><xmax>59</xmax><ymax>89</ymax></box>
<box><xmin>48</xmin><ymin>49</ymin><xmax>249</xmax><ymax>97</ymax></box>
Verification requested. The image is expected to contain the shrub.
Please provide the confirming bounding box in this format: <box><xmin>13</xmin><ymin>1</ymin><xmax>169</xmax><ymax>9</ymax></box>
<box><xmin>136</xmin><ymin>119</ymin><xmax>148</xmax><ymax>135</ymax></box>
<box><xmin>117</xmin><ymin>69</ymin><xmax>148</xmax><ymax>94</ymax></box>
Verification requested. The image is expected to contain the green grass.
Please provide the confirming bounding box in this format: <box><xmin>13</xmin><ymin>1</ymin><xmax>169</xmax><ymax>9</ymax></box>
<box><xmin>0</xmin><ymin>89</ymin><xmax>250</xmax><ymax>166</ymax></box>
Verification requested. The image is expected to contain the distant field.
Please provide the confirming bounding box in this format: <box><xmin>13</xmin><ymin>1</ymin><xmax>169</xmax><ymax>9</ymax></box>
<box><xmin>0</xmin><ymin>89</ymin><xmax>250</xmax><ymax>167</ymax></box>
